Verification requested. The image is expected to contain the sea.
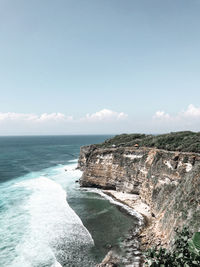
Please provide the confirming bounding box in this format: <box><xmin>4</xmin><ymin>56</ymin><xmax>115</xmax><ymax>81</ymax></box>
<box><xmin>0</xmin><ymin>135</ymin><xmax>138</xmax><ymax>267</ymax></box>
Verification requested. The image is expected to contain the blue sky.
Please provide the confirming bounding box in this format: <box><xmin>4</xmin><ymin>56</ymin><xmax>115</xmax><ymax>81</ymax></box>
<box><xmin>0</xmin><ymin>0</ymin><xmax>200</xmax><ymax>134</ymax></box>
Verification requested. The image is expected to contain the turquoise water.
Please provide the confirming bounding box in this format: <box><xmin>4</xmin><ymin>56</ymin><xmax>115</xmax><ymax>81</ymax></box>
<box><xmin>0</xmin><ymin>136</ymin><xmax>137</xmax><ymax>267</ymax></box>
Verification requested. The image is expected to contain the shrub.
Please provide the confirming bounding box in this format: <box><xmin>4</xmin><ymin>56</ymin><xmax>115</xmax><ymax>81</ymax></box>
<box><xmin>145</xmin><ymin>228</ymin><xmax>200</xmax><ymax>266</ymax></box>
<box><xmin>97</xmin><ymin>131</ymin><xmax>200</xmax><ymax>154</ymax></box>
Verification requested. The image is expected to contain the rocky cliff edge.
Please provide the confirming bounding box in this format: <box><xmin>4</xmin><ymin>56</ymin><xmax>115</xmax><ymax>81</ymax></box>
<box><xmin>78</xmin><ymin>145</ymin><xmax>200</xmax><ymax>249</ymax></box>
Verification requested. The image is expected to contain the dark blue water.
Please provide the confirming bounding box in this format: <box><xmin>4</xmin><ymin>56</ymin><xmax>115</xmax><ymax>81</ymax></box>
<box><xmin>0</xmin><ymin>135</ymin><xmax>111</xmax><ymax>183</ymax></box>
<box><xmin>0</xmin><ymin>136</ymin><xmax>137</xmax><ymax>267</ymax></box>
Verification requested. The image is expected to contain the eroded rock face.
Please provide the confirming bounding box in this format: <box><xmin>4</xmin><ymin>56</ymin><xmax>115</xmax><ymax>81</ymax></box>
<box><xmin>78</xmin><ymin>145</ymin><xmax>200</xmax><ymax>247</ymax></box>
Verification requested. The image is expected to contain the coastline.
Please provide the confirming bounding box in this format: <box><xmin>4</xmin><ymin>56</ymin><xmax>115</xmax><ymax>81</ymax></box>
<box><xmin>80</xmin><ymin>187</ymin><xmax>148</xmax><ymax>266</ymax></box>
<box><xmin>102</xmin><ymin>190</ymin><xmax>152</xmax><ymax>225</ymax></box>
<box><xmin>77</xmin><ymin>133</ymin><xmax>200</xmax><ymax>266</ymax></box>
<box><xmin>78</xmin><ymin>143</ymin><xmax>200</xmax><ymax>250</ymax></box>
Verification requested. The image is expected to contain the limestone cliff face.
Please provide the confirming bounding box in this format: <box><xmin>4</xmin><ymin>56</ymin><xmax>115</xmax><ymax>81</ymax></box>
<box><xmin>78</xmin><ymin>145</ymin><xmax>200</xmax><ymax>247</ymax></box>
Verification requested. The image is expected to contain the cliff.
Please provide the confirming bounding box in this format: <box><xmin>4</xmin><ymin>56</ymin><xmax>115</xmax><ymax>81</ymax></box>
<box><xmin>78</xmin><ymin>144</ymin><xmax>200</xmax><ymax>249</ymax></box>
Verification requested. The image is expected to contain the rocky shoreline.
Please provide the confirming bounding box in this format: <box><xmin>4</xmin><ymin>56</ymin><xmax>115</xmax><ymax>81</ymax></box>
<box><xmin>78</xmin><ymin>144</ymin><xmax>200</xmax><ymax>266</ymax></box>
<box><xmin>92</xmin><ymin>190</ymin><xmax>146</xmax><ymax>267</ymax></box>
<box><xmin>97</xmin><ymin>228</ymin><xmax>143</xmax><ymax>267</ymax></box>
<box><xmin>79</xmin><ymin>186</ymin><xmax>146</xmax><ymax>266</ymax></box>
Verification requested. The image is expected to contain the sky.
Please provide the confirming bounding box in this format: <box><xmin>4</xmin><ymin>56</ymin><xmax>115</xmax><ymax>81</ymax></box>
<box><xmin>0</xmin><ymin>0</ymin><xmax>200</xmax><ymax>135</ymax></box>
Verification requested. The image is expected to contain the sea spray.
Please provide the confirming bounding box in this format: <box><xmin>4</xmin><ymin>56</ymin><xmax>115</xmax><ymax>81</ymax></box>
<box><xmin>0</xmin><ymin>136</ymin><xmax>138</xmax><ymax>267</ymax></box>
<box><xmin>11</xmin><ymin>177</ymin><xmax>94</xmax><ymax>267</ymax></box>
<box><xmin>80</xmin><ymin>187</ymin><xmax>144</xmax><ymax>226</ymax></box>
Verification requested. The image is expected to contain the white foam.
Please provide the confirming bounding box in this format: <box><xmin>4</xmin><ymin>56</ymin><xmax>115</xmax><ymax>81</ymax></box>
<box><xmin>12</xmin><ymin>176</ymin><xmax>94</xmax><ymax>267</ymax></box>
<box><xmin>68</xmin><ymin>159</ymin><xmax>78</xmax><ymax>163</ymax></box>
<box><xmin>81</xmin><ymin>188</ymin><xmax>144</xmax><ymax>227</ymax></box>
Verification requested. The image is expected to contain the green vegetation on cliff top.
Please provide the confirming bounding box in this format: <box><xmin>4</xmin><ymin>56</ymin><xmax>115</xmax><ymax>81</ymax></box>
<box><xmin>97</xmin><ymin>131</ymin><xmax>200</xmax><ymax>154</ymax></box>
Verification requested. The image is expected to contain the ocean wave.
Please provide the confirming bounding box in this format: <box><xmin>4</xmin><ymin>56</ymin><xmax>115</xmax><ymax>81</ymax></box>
<box><xmin>68</xmin><ymin>159</ymin><xmax>78</xmax><ymax>163</ymax></box>
<box><xmin>11</xmin><ymin>176</ymin><xmax>94</xmax><ymax>267</ymax></box>
<box><xmin>81</xmin><ymin>188</ymin><xmax>144</xmax><ymax>226</ymax></box>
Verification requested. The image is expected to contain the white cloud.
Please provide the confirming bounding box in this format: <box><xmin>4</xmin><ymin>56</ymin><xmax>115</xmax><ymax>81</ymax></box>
<box><xmin>0</xmin><ymin>112</ymin><xmax>31</xmax><ymax>121</ymax></box>
<box><xmin>182</xmin><ymin>104</ymin><xmax>200</xmax><ymax>118</ymax></box>
<box><xmin>153</xmin><ymin>111</ymin><xmax>170</xmax><ymax>120</ymax></box>
<box><xmin>152</xmin><ymin>104</ymin><xmax>200</xmax><ymax>132</ymax></box>
<box><xmin>36</xmin><ymin>113</ymin><xmax>73</xmax><ymax>122</ymax></box>
<box><xmin>82</xmin><ymin>109</ymin><xmax>128</xmax><ymax>122</ymax></box>
<box><xmin>0</xmin><ymin>109</ymin><xmax>128</xmax><ymax>135</ymax></box>
<box><xmin>0</xmin><ymin>109</ymin><xmax>127</xmax><ymax>124</ymax></box>
<box><xmin>153</xmin><ymin>104</ymin><xmax>200</xmax><ymax>121</ymax></box>
<box><xmin>0</xmin><ymin>112</ymin><xmax>73</xmax><ymax>122</ymax></box>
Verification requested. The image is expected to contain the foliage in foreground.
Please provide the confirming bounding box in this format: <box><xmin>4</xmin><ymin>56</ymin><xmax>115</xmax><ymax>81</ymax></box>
<box><xmin>145</xmin><ymin>228</ymin><xmax>200</xmax><ymax>266</ymax></box>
